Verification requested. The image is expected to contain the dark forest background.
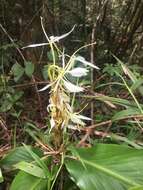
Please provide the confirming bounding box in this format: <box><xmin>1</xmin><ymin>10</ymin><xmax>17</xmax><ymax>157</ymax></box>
<box><xmin>1</xmin><ymin>0</ymin><xmax>143</xmax><ymax>189</ymax></box>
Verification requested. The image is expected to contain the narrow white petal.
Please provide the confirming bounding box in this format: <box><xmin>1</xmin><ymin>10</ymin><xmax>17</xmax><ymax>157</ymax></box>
<box><xmin>67</xmin><ymin>125</ymin><xmax>77</xmax><ymax>129</ymax></box>
<box><xmin>70</xmin><ymin>115</ymin><xmax>85</xmax><ymax>126</ymax></box>
<box><xmin>67</xmin><ymin>68</ymin><xmax>88</xmax><ymax>77</ymax></box>
<box><xmin>50</xmin><ymin>118</ymin><xmax>55</xmax><ymax>129</ymax></box>
<box><xmin>38</xmin><ymin>83</ymin><xmax>52</xmax><ymax>92</ymax></box>
<box><xmin>67</xmin><ymin>125</ymin><xmax>80</xmax><ymax>130</ymax></box>
<box><xmin>62</xmin><ymin>49</ymin><xmax>65</xmax><ymax>68</ymax></box>
<box><xmin>49</xmin><ymin>118</ymin><xmax>56</xmax><ymax>133</ymax></box>
<box><xmin>63</xmin><ymin>80</ymin><xmax>84</xmax><ymax>93</ymax></box>
<box><xmin>22</xmin><ymin>43</ymin><xmax>49</xmax><ymax>49</ymax></box>
<box><xmin>70</xmin><ymin>113</ymin><xmax>91</xmax><ymax>126</ymax></box>
<box><xmin>75</xmin><ymin>56</ymin><xmax>100</xmax><ymax>69</ymax></box>
<box><xmin>77</xmin><ymin>114</ymin><xmax>91</xmax><ymax>120</ymax></box>
<box><xmin>49</xmin><ymin>25</ymin><xmax>76</xmax><ymax>42</ymax></box>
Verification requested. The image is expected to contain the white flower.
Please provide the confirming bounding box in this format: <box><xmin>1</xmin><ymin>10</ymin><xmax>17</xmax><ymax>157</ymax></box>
<box><xmin>49</xmin><ymin>25</ymin><xmax>76</xmax><ymax>42</ymax></box>
<box><xmin>22</xmin><ymin>25</ymin><xmax>76</xmax><ymax>49</ymax></box>
<box><xmin>75</xmin><ymin>56</ymin><xmax>100</xmax><ymax>70</ymax></box>
<box><xmin>67</xmin><ymin>67</ymin><xmax>89</xmax><ymax>77</ymax></box>
<box><xmin>70</xmin><ymin>113</ymin><xmax>91</xmax><ymax>126</ymax></box>
<box><xmin>63</xmin><ymin>80</ymin><xmax>84</xmax><ymax>93</ymax></box>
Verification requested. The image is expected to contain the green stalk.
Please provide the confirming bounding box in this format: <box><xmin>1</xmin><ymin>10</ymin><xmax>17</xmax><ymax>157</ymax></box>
<box><xmin>50</xmin><ymin>153</ymin><xmax>64</xmax><ymax>190</ymax></box>
<box><xmin>40</xmin><ymin>17</ymin><xmax>56</xmax><ymax>78</ymax></box>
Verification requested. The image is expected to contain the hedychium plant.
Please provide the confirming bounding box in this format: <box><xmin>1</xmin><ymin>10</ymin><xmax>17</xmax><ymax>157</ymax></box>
<box><xmin>24</xmin><ymin>17</ymin><xmax>100</xmax><ymax>149</ymax></box>
<box><xmin>1</xmin><ymin>17</ymin><xmax>143</xmax><ymax>190</ymax></box>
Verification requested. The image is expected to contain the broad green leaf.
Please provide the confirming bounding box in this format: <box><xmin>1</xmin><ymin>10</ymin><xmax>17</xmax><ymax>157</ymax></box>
<box><xmin>25</xmin><ymin>61</ymin><xmax>34</xmax><ymax>77</ymax></box>
<box><xmin>10</xmin><ymin>171</ymin><xmax>48</xmax><ymax>190</ymax></box>
<box><xmin>11</xmin><ymin>63</ymin><xmax>24</xmax><ymax>82</ymax></box>
<box><xmin>0</xmin><ymin>146</ymin><xmax>43</xmax><ymax>169</ymax></box>
<box><xmin>66</xmin><ymin>144</ymin><xmax>143</xmax><ymax>190</ymax></box>
<box><xmin>129</xmin><ymin>186</ymin><xmax>143</xmax><ymax>190</ymax></box>
<box><xmin>0</xmin><ymin>168</ymin><xmax>3</xmax><ymax>183</ymax></box>
<box><xmin>23</xmin><ymin>144</ymin><xmax>51</xmax><ymax>178</ymax></box>
<box><xmin>15</xmin><ymin>161</ymin><xmax>46</xmax><ymax>178</ymax></box>
<box><xmin>63</xmin><ymin>174</ymin><xmax>79</xmax><ymax>190</ymax></box>
<box><xmin>112</xmin><ymin>108</ymin><xmax>141</xmax><ymax>121</ymax></box>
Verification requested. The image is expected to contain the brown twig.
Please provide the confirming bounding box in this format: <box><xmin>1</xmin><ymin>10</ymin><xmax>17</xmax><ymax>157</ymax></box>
<box><xmin>78</xmin><ymin>114</ymin><xmax>143</xmax><ymax>146</ymax></box>
<box><xmin>12</xmin><ymin>81</ymin><xmax>50</xmax><ymax>88</ymax></box>
<box><xmin>84</xmin><ymin>114</ymin><xmax>143</xmax><ymax>131</ymax></box>
<box><xmin>0</xmin><ymin>145</ymin><xmax>11</xmax><ymax>157</ymax></box>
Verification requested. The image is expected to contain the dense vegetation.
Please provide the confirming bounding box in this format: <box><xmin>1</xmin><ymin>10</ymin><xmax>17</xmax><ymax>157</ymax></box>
<box><xmin>1</xmin><ymin>0</ymin><xmax>143</xmax><ymax>189</ymax></box>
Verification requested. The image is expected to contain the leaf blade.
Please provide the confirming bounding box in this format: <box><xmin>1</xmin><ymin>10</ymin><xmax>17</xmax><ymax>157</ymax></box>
<box><xmin>15</xmin><ymin>161</ymin><xmax>46</xmax><ymax>179</ymax></box>
<box><xmin>66</xmin><ymin>144</ymin><xmax>143</xmax><ymax>190</ymax></box>
<box><xmin>10</xmin><ymin>171</ymin><xmax>48</xmax><ymax>190</ymax></box>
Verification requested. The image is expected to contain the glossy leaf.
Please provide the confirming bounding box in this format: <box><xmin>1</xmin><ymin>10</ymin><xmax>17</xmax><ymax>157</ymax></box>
<box><xmin>22</xmin><ymin>144</ymin><xmax>51</xmax><ymax>178</ymax></box>
<box><xmin>66</xmin><ymin>144</ymin><xmax>143</xmax><ymax>190</ymax></box>
<box><xmin>129</xmin><ymin>186</ymin><xmax>143</xmax><ymax>190</ymax></box>
<box><xmin>10</xmin><ymin>171</ymin><xmax>48</xmax><ymax>190</ymax></box>
<box><xmin>0</xmin><ymin>146</ymin><xmax>43</xmax><ymax>169</ymax></box>
<box><xmin>15</xmin><ymin>161</ymin><xmax>46</xmax><ymax>178</ymax></box>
